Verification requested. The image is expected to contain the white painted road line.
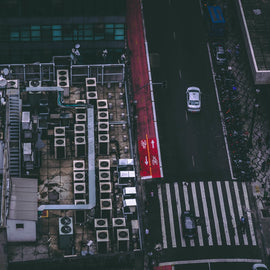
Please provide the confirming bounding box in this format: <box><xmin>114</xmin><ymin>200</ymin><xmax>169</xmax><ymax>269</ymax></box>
<box><xmin>192</xmin><ymin>155</ymin><xmax>195</xmax><ymax>167</ymax></box>
<box><xmin>191</xmin><ymin>182</ymin><xmax>204</xmax><ymax>246</ymax></box>
<box><xmin>200</xmin><ymin>182</ymin><xmax>213</xmax><ymax>246</ymax></box>
<box><xmin>208</xmin><ymin>181</ymin><xmax>222</xmax><ymax>245</ymax></box>
<box><xmin>217</xmin><ymin>181</ymin><xmax>231</xmax><ymax>245</ymax></box>
<box><xmin>225</xmin><ymin>181</ymin><xmax>240</xmax><ymax>245</ymax></box>
<box><xmin>233</xmin><ymin>182</ymin><xmax>248</xmax><ymax>245</ymax></box>
<box><xmin>173</xmin><ymin>31</ymin><xmax>176</xmax><ymax>40</ymax></box>
<box><xmin>166</xmin><ymin>183</ymin><xmax>177</xmax><ymax>248</ymax></box>
<box><xmin>174</xmin><ymin>182</ymin><xmax>186</xmax><ymax>247</ymax></box>
<box><xmin>178</xmin><ymin>69</ymin><xmax>182</xmax><ymax>79</ymax></box>
<box><xmin>158</xmin><ymin>184</ymin><xmax>167</xmax><ymax>248</ymax></box>
<box><xmin>242</xmin><ymin>182</ymin><xmax>257</xmax><ymax>246</ymax></box>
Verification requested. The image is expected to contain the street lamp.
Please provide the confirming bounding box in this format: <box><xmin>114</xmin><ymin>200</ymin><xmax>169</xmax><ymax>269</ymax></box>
<box><xmin>248</xmin><ymin>88</ymin><xmax>261</xmax><ymax>148</ymax></box>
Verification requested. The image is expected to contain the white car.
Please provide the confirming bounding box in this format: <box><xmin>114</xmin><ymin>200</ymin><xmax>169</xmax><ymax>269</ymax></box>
<box><xmin>186</xmin><ymin>87</ymin><xmax>201</xmax><ymax>112</ymax></box>
<box><xmin>252</xmin><ymin>264</ymin><xmax>269</xmax><ymax>270</ymax></box>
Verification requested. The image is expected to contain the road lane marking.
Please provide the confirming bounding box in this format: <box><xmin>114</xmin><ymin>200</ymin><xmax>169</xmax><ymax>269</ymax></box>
<box><xmin>233</xmin><ymin>182</ymin><xmax>248</xmax><ymax>245</ymax></box>
<box><xmin>191</xmin><ymin>182</ymin><xmax>204</xmax><ymax>246</ymax></box>
<box><xmin>216</xmin><ymin>181</ymin><xmax>231</xmax><ymax>245</ymax></box>
<box><xmin>166</xmin><ymin>183</ymin><xmax>177</xmax><ymax>248</ymax></box>
<box><xmin>225</xmin><ymin>181</ymin><xmax>240</xmax><ymax>245</ymax></box>
<box><xmin>174</xmin><ymin>182</ymin><xmax>186</xmax><ymax>247</ymax></box>
<box><xmin>200</xmin><ymin>182</ymin><xmax>213</xmax><ymax>245</ymax></box>
<box><xmin>208</xmin><ymin>181</ymin><xmax>222</xmax><ymax>245</ymax></box>
<box><xmin>158</xmin><ymin>184</ymin><xmax>167</xmax><ymax>248</ymax></box>
<box><xmin>173</xmin><ymin>31</ymin><xmax>176</xmax><ymax>40</ymax></box>
<box><xmin>242</xmin><ymin>182</ymin><xmax>257</xmax><ymax>245</ymax></box>
<box><xmin>178</xmin><ymin>69</ymin><xmax>182</xmax><ymax>79</ymax></box>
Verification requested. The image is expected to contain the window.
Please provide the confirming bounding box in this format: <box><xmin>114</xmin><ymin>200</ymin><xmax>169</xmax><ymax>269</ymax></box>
<box><xmin>52</xmin><ymin>25</ymin><xmax>62</xmax><ymax>41</ymax></box>
<box><xmin>94</xmin><ymin>24</ymin><xmax>104</xmax><ymax>41</ymax></box>
<box><xmin>114</xmin><ymin>24</ymin><xmax>124</xmax><ymax>41</ymax></box>
<box><xmin>16</xmin><ymin>223</ymin><xmax>24</xmax><ymax>229</ymax></box>
<box><xmin>31</xmin><ymin>26</ymin><xmax>40</xmax><ymax>41</ymax></box>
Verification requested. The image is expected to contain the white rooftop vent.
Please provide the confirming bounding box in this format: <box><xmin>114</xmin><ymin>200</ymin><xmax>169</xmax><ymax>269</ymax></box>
<box><xmin>75</xmin><ymin>199</ymin><xmax>87</xmax><ymax>205</ymax></box>
<box><xmin>74</xmin><ymin>124</ymin><xmax>85</xmax><ymax>135</ymax></box>
<box><xmin>99</xmin><ymin>170</ymin><xmax>111</xmax><ymax>181</ymax></box>
<box><xmin>7</xmin><ymin>79</ymin><xmax>19</xmax><ymax>89</ymax></box>
<box><xmin>54</xmin><ymin>138</ymin><xmax>66</xmax><ymax>147</ymax></box>
<box><xmin>22</xmin><ymin>111</ymin><xmax>31</xmax><ymax>130</ymax></box>
<box><xmin>99</xmin><ymin>159</ymin><xmax>110</xmax><ymax>170</ymax></box>
<box><xmin>96</xmin><ymin>230</ymin><xmax>109</xmax><ymax>242</ymax></box>
<box><xmin>97</xmin><ymin>100</ymin><xmax>108</xmax><ymax>111</ymax></box>
<box><xmin>94</xmin><ymin>218</ymin><xmax>108</xmax><ymax>229</ymax></box>
<box><xmin>57</xmin><ymin>69</ymin><xmax>69</xmax><ymax>87</ymax></box>
<box><xmin>73</xmin><ymin>171</ymin><xmax>86</xmax><ymax>182</ymax></box>
<box><xmin>29</xmin><ymin>80</ymin><xmax>41</xmax><ymax>87</ymax></box>
<box><xmin>86</xmin><ymin>91</ymin><xmax>98</xmax><ymax>100</ymax></box>
<box><xmin>119</xmin><ymin>159</ymin><xmax>134</xmax><ymax>166</ymax></box>
<box><xmin>98</xmin><ymin>134</ymin><xmax>109</xmax><ymax>143</ymax></box>
<box><xmin>54</xmin><ymin>127</ymin><xmax>65</xmax><ymax>137</ymax></box>
<box><xmin>85</xmin><ymin>77</ymin><xmax>96</xmax><ymax>88</ymax></box>
<box><xmin>98</xmin><ymin>111</ymin><xmax>109</xmax><ymax>121</ymax></box>
<box><xmin>74</xmin><ymin>182</ymin><xmax>86</xmax><ymax>194</ymax></box>
<box><xmin>112</xmin><ymin>218</ymin><xmax>126</xmax><ymax>228</ymax></box>
<box><xmin>59</xmin><ymin>217</ymin><xmax>73</xmax><ymax>235</ymax></box>
<box><xmin>98</xmin><ymin>122</ymin><xmax>109</xmax><ymax>133</ymax></box>
<box><xmin>119</xmin><ymin>171</ymin><xmax>135</xmax><ymax>178</ymax></box>
<box><xmin>75</xmin><ymin>113</ymin><xmax>86</xmax><ymax>123</ymax></box>
<box><xmin>73</xmin><ymin>160</ymin><xmax>85</xmax><ymax>171</ymax></box>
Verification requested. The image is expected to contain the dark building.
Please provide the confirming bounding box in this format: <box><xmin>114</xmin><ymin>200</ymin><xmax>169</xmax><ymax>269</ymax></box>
<box><xmin>0</xmin><ymin>0</ymin><xmax>126</xmax><ymax>64</ymax></box>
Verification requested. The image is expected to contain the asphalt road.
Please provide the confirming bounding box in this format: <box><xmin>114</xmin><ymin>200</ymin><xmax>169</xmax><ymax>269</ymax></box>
<box><xmin>142</xmin><ymin>0</ymin><xmax>231</xmax><ymax>180</ymax></box>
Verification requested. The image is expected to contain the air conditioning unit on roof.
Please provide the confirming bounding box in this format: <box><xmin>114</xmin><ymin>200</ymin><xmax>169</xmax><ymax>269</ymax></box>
<box><xmin>112</xmin><ymin>217</ymin><xmax>126</xmax><ymax>228</ymax></box>
<box><xmin>94</xmin><ymin>218</ymin><xmax>108</xmax><ymax>229</ymax></box>
<box><xmin>85</xmin><ymin>77</ymin><xmax>96</xmax><ymax>88</ymax></box>
<box><xmin>117</xmin><ymin>228</ymin><xmax>130</xmax><ymax>252</ymax></box>
<box><xmin>99</xmin><ymin>159</ymin><xmax>110</xmax><ymax>170</ymax></box>
<box><xmin>97</xmin><ymin>100</ymin><xmax>108</xmax><ymax>111</ymax></box>
<box><xmin>99</xmin><ymin>170</ymin><xmax>111</xmax><ymax>181</ymax></box>
<box><xmin>98</xmin><ymin>122</ymin><xmax>109</xmax><ymax>133</ymax></box>
<box><xmin>100</xmin><ymin>182</ymin><xmax>112</xmax><ymax>199</ymax></box>
<box><xmin>54</xmin><ymin>138</ymin><xmax>65</xmax><ymax>147</ymax></box>
<box><xmin>98</xmin><ymin>134</ymin><xmax>109</xmax><ymax>143</ymax></box>
<box><xmin>98</xmin><ymin>111</ymin><xmax>109</xmax><ymax>121</ymax></box>
<box><xmin>96</xmin><ymin>230</ymin><xmax>109</xmax><ymax>242</ymax></box>
<box><xmin>74</xmin><ymin>182</ymin><xmax>86</xmax><ymax>194</ymax></box>
<box><xmin>75</xmin><ymin>113</ymin><xmax>86</xmax><ymax>123</ymax></box>
<box><xmin>54</xmin><ymin>127</ymin><xmax>65</xmax><ymax>137</ymax></box>
<box><xmin>29</xmin><ymin>80</ymin><xmax>41</xmax><ymax>87</ymax></box>
<box><xmin>75</xmin><ymin>99</ymin><xmax>86</xmax><ymax>105</ymax></box>
<box><xmin>57</xmin><ymin>69</ymin><xmax>69</xmax><ymax>87</ymax></box>
<box><xmin>86</xmin><ymin>91</ymin><xmax>98</xmax><ymax>100</ymax></box>
<box><xmin>7</xmin><ymin>79</ymin><xmax>19</xmax><ymax>89</ymax></box>
<box><xmin>73</xmin><ymin>171</ymin><xmax>85</xmax><ymax>182</ymax></box>
<box><xmin>59</xmin><ymin>217</ymin><xmax>73</xmax><ymax>235</ymax></box>
<box><xmin>73</xmin><ymin>160</ymin><xmax>85</xmax><ymax>171</ymax></box>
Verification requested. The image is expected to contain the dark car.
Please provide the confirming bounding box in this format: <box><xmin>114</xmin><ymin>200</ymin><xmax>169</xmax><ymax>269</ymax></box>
<box><xmin>181</xmin><ymin>211</ymin><xmax>197</xmax><ymax>239</ymax></box>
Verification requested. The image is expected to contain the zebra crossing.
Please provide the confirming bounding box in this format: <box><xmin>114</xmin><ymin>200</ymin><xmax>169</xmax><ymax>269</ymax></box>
<box><xmin>157</xmin><ymin>181</ymin><xmax>257</xmax><ymax>249</ymax></box>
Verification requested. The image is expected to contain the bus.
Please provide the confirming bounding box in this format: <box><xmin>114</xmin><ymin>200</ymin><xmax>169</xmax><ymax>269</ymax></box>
<box><xmin>206</xmin><ymin>5</ymin><xmax>226</xmax><ymax>37</ymax></box>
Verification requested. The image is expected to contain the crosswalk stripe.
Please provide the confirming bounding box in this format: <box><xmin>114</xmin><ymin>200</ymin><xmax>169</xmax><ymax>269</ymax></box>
<box><xmin>166</xmin><ymin>183</ymin><xmax>177</xmax><ymax>248</ymax></box>
<box><xmin>200</xmin><ymin>182</ymin><xmax>213</xmax><ymax>246</ymax></box>
<box><xmin>242</xmin><ymin>182</ymin><xmax>257</xmax><ymax>246</ymax></box>
<box><xmin>183</xmin><ymin>182</ymin><xmax>195</xmax><ymax>246</ymax></box>
<box><xmin>191</xmin><ymin>182</ymin><xmax>204</xmax><ymax>246</ymax></box>
<box><xmin>233</xmin><ymin>181</ymin><xmax>248</xmax><ymax>245</ymax></box>
<box><xmin>216</xmin><ymin>181</ymin><xmax>231</xmax><ymax>245</ymax></box>
<box><xmin>158</xmin><ymin>184</ymin><xmax>167</xmax><ymax>248</ymax></box>
<box><xmin>208</xmin><ymin>181</ymin><xmax>222</xmax><ymax>245</ymax></box>
<box><xmin>225</xmin><ymin>181</ymin><xmax>240</xmax><ymax>245</ymax></box>
<box><xmin>174</xmin><ymin>182</ymin><xmax>186</xmax><ymax>247</ymax></box>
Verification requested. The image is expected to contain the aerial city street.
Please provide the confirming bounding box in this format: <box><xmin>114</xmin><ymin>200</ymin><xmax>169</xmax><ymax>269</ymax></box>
<box><xmin>0</xmin><ymin>0</ymin><xmax>270</xmax><ymax>270</ymax></box>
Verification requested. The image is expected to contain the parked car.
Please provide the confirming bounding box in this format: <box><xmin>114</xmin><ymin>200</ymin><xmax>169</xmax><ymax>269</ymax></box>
<box><xmin>181</xmin><ymin>210</ymin><xmax>197</xmax><ymax>238</ymax></box>
<box><xmin>186</xmin><ymin>87</ymin><xmax>201</xmax><ymax>112</ymax></box>
<box><xmin>252</xmin><ymin>264</ymin><xmax>269</xmax><ymax>270</ymax></box>
<box><xmin>214</xmin><ymin>44</ymin><xmax>227</xmax><ymax>66</ymax></box>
